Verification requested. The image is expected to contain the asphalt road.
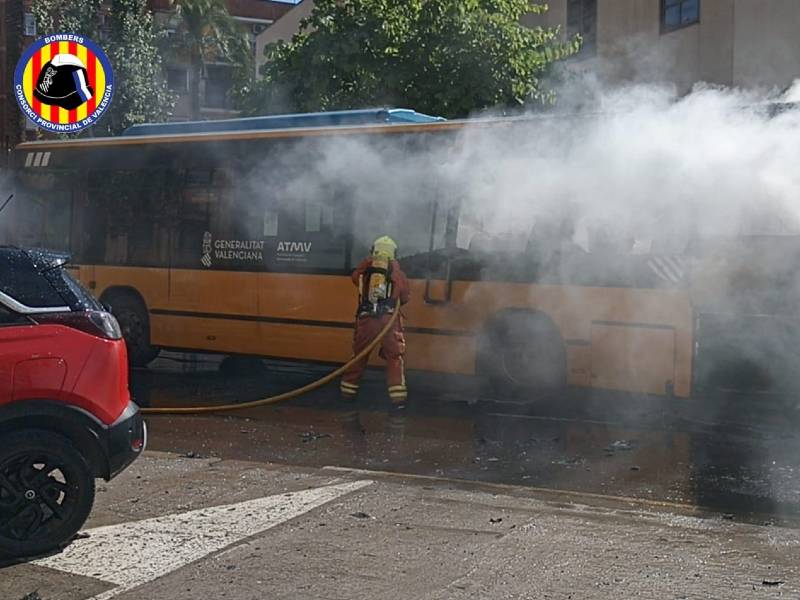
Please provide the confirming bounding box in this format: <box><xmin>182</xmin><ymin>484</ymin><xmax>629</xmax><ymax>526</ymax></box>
<box><xmin>2</xmin><ymin>453</ymin><xmax>799</xmax><ymax>600</ymax></box>
<box><xmin>134</xmin><ymin>353</ymin><xmax>800</xmax><ymax>519</ymax></box>
<box><xmin>3</xmin><ymin>354</ymin><xmax>800</xmax><ymax>599</ymax></box>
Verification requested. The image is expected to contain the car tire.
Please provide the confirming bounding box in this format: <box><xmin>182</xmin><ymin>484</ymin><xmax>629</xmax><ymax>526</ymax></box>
<box><xmin>477</xmin><ymin>310</ymin><xmax>567</xmax><ymax>401</ymax></box>
<box><xmin>0</xmin><ymin>431</ymin><xmax>96</xmax><ymax>559</ymax></box>
<box><xmin>105</xmin><ymin>292</ymin><xmax>160</xmax><ymax>367</ymax></box>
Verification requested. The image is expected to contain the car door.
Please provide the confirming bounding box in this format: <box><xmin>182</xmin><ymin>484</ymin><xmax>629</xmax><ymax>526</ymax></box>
<box><xmin>0</xmin><ymin>306</ymin><xmax>36</xmax><ymax>404</ymax></box>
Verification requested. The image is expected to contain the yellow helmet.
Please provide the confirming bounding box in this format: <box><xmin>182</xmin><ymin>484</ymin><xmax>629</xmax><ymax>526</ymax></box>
<box><xmin>372</xmin><ymin>235</ymin><xmax>397</xmax><ymax>260</ymax></box>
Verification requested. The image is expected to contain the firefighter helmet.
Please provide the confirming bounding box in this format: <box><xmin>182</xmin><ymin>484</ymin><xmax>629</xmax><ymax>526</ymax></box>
<box><xmin>371</xmin><ymin>236</ymin><xmax>397</xmax><ymax>260</ymax></box>
<box><xmin>33</xmin><ymin>54</ymin><xmax>94</xmax><ymax>111</ymax></box>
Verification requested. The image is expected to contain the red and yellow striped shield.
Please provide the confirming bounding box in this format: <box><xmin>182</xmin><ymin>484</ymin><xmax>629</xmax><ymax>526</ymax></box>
<box><xmin>14</xmin><ymin>33</ymin><xmax>114</xmax><ymax>133</ymax></box>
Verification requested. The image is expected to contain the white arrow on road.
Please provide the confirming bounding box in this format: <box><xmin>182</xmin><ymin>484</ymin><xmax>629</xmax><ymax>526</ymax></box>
<box><xmin>34</xmin><ymin>479</ymin><xmax>373</xmax><ymax>600</ymax></box>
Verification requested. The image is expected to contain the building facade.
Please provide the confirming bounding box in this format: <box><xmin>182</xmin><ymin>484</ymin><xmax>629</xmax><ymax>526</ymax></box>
<box><xmin>526</xmin><ymin>0</ymin><xmax>800</xmax><ymax>94</ymax></box>
<box><xmin>0</xmin><ymin>0</ymin><xmax>296</xmax><ymax>164</ymax></box>
<box><xmin>255</xmin><ymin>0</ymin><xmax>313</xmax><ymax>70</ymax></box>
<box><xmin>149</xmin><ymin>0</ymin><xmax>295</xmax><ymax>121</ymax></box>
<box><xmin>1</xmin><ymin>0</ymin><xmax>38</xmax><ymax>168</ymax></box>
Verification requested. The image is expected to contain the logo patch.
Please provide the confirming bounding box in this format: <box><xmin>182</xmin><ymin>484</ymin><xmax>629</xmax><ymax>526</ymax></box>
<box><xmin>14</xmin><ymin>33</ymin><xmax>114</xmax><ymax>133</ymax></box>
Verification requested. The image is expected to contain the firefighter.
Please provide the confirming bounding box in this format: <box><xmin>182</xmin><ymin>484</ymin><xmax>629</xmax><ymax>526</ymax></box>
<box><xmin>340</xmin><ymin>236</ymin><xmax>410</xmax><ymax>407</ymax></box>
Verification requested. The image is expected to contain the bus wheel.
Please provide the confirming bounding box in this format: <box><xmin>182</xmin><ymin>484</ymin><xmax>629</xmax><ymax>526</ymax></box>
<box><xmin>104</xmin><ymin>292</ymin><xmax>160</xmax><ymax>367</ymax></box>
<box><xmin>478</xmin><ymin>310</ymin><xmax>567</xmax><ymax>400</ymax></box>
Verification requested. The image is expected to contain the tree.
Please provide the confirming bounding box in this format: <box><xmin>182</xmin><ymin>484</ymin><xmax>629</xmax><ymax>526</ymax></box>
<box><xmin>169</xmin><ymin>0</ymin><xmax>250</xmax><ymax>120</ymax></box>
<box><xmin>235</xmin><ymin>0</ymin><xmax>580</xmax><ymax>118</ymax></box>
<box><xmin>100</xmin><ymin>0</ymin><xmax>176</xmax><ymax>134</ymax></box>
<box><xmin>32</xmin><ymin>0</ymin><xmax>174</xmax><ymax>135</ymax></box>
<box><xmin>32</xmin><ymin>0</ymin><xmax>103</xmax><ymax>40</ymax></box>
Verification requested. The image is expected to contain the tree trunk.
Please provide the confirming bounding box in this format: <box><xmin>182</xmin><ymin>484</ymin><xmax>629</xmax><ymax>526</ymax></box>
<box><xmin>190</xmin><ymin>48</ymin><xmax>203</xmax><ymax>120</ymax></box>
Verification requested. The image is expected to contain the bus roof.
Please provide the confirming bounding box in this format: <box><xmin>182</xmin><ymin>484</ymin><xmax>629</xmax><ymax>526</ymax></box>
<box><xmin>15</xmin><ymin>101</ymin><xmax>795</xmax><ymax>152</ymax></box>
<box><xmin>121</xmin><ymin>108</ymin><xmax>446</xmax><ymax>137</ymax></box>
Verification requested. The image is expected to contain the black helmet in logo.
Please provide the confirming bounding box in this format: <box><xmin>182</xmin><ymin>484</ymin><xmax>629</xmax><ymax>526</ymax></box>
<box><xmin>33</xmin><ymin>53</ymin><xmax>94</xmax><ymax>110</ymax></box>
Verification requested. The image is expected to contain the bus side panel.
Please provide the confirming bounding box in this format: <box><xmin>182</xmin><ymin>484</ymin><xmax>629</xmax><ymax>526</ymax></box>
<box><xmin>256</xmin><ymin>273</ymin><xmax>355</xmax><ymax>324</ymax></box>
<box><xmin>414</xmin><ymin>280</ymin><xmax>694</xmax><ymax>397</ymax></box>
<box><xmin>256</xmin><ymin>272</ymin><xmax>441</xmax><ymax>369</ymax></box>
<box><xmin>169</xmin><ymin>269</ymin><xmax>259</xmax><ymax>315</ymax></box>
<box><xmin>590</xmin><ymin>323</ymin><xmax>676</xmax><ymax>395</ymax></box>
<box><xmin>403</xmin><ymin>332</ymin><xmax>476</xmax><ymax>375</ymax></box>
<box><xmin>92</xmin><ymin>265</ymin><xmax>169</xmax><ymax>317</ymax></box>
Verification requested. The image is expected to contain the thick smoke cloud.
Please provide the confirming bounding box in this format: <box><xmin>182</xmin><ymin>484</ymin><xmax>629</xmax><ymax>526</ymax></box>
<box><xmin>261</xmin><ymin>81</ymin><xmax>800</xmax><ymax>268</ymax></box>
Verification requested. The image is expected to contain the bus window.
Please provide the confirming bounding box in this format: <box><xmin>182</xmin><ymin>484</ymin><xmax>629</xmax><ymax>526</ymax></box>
<box><xmin>85</xmin><ymin>169</ymin><xmax>172</xmax><ymax>266</ymax></box>
<box><xmin>263</xmin><ymin>209</ymin><xmax>278</xmax><ymax>237</ymax></box>
<box><xmin>305</xmin><ymin>202</ymin><xmax>322</xmax><ymax>233</ymax></box>
<box><xmin>269</xmin><ymin>191</ymin><xmax>348</xmax><ymax>272</ymax></box>
<box><xmin>174</xmin><ymin>186</ymin><xmax>212</xmax><ymax>268</ymax></box>
<box><xmin>172</xmin><ymin>168</ymin><xmax>236</xmax><ymax>269</ymax></box>
<box><xmin>13</xmin><ymin>172</ymin><xmax>73</xmax><ymax>252</ymax></box>
<box><xmin>351</xmin><ymin>192</ymin><xmax>445</xmax><ymax>261</ymax></box>
<box><xmin>232</xmin><ymin>168</ymin><xmax>348</xmax><ymax>273</ymax></box>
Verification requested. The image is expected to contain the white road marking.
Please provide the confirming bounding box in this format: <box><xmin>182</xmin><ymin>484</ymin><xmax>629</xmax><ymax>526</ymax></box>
<box><xmin>34</xmin><ymin>480</ymin><xmax>372</xmax><ymax>600</ymax></box>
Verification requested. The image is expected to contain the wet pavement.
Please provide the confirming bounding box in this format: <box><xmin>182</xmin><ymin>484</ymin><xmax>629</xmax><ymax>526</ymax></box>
<box><xmin>133</xmin><ymin>353</ymin><xmax>800</xmax><ymax>523</ymax></box>
<box><xmin>5</xmin><ymin>353</ymin><xmax>800</xmax><ymax>599</ymax></box>
<box><xmin>6</xmin><ymin>452</ymin><xmax>800</xmax><ymax>600</ymax></box>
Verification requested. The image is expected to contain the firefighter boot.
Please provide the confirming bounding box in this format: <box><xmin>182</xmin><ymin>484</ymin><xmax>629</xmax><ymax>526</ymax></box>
<box><xmin>340</xmin><ymin>380</ymin><xmax>359</xmax><ymax>402</ymax></box>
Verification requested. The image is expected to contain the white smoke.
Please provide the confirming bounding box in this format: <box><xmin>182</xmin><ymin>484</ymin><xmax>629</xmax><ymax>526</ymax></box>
<box><xmin>448</xmin><ymin>84</ymin><xmax>800</xmax><ymax>255</ymax></box>
<box><xmin>275</xmin><ymin>82</ymin><xmax>800</xmax><ymax>265</ymax></box>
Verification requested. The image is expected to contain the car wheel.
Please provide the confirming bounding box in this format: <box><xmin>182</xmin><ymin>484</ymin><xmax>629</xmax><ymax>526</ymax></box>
<box><xmin>0</xmin><ymin>431</ymin><xmax>96</xmax><ymax>559</ymax></box>
<box><xmin>106</xmin><ymin>293</ymin><xmax>160</xmax><ymax>367</ymax></box>
<box><xmin>477</xmin><ymin>310</ymin><xmax>567</xmax><ymax>401</ymax></box>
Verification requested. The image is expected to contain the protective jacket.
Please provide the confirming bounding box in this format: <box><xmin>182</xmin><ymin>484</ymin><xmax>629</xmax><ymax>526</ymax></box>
<box><xmin>341</xmin><ymin>257</ymin><xmax>410</xmax><ymax>405</ymax></box>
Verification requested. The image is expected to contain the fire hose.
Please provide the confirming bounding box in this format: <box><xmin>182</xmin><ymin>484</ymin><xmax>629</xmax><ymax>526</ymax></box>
<box><xmin>140</xmin><ymin>300</ymin><xmax>400</xmax><ymax>415</ymax></box>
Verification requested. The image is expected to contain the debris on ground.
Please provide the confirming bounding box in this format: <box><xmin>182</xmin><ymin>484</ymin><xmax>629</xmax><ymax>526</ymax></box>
<box><xmin>605</xmin><ymin>440</ymin><xmax>638</xmax><ymax>452</ymax></box>
<box><xmin>630</xmin><ymin>465</ymin><xmax>641</xmax><ymax>471</ymax></box>
<box><xmin>762</xmin><ymin>580</ymin><xmax>784</xmax><ymax>586</ymax></box>
<box><xmin>300</xmin><ymin>432</ymin><xmax>332</xmax><ymax>443</ymax></box>
<box><xmin>182</xmin><ymin>451</ymin><xmax>203</xmax><ymax>459</ymax></box>
<box><xmin>350</xmin><ymin>511</ymin><xmax>371</xmax><ymax>519</ymax></box>
<box><xmin>19</xmin><ymin>592</ymin><xmax>42</xmax><ymax>600</ymax></box>
<box><xmin>489</xmin><ymin>517</ymin><xmax>503</xmax><ymax>524</ymax></box>
<box><xmin>554</xmin><ymin>456</ymin><xmax>585</xmax><ymax>467</ymax></box>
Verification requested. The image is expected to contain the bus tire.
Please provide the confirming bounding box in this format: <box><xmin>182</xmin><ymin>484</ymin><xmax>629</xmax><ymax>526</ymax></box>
<box><xmin>477</xmin><ymin>310</ymin><xmax>567</xmax><ymax>400</ymax></box>
<box><xmin>102</xmin><ymin>290</ymin><xmax>160</xmax><ymax>367</ymax></box>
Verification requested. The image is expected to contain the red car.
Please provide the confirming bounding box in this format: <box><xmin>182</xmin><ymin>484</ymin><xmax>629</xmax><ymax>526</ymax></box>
<box><xmin>0</xmin><ymin>246</ymin><xmax>145</xmax><ymax>559</ymax></box>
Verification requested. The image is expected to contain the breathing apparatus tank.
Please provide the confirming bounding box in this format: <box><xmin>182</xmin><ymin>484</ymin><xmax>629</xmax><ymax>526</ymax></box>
<box><xmin>359</xmin><ymin>236</ymin><xmax>398</xmax><ymax>316</ymax></box>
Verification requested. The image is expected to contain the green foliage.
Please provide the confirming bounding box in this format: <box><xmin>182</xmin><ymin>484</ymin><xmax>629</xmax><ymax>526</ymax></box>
<box><xmin>235</xmin><ymin>0</ymin><xmax>580</xmax><ymax>118</ymax></box>
<box><xmin>31</xmin><ymin>0</ymin><xmax>103</xmax><ymax>40</ymax></box>
<box><xmin>98</xmin><ymin>0</ymin><xmax>175</xmax><ymax>134</ymax></box>
<box><xmin>170</xmin><ymin>0</ymin><xmax>251</xmax><ymax>119</ymax></box>
<box><xmin>172</xmin><ymin>0</ymin><xmax>249</xmax><ymax>63</ymax></box>
<box><xmin>32</xmin><ymin>0</ymin><xmax>174</xmax><ymax>135</ymax></box>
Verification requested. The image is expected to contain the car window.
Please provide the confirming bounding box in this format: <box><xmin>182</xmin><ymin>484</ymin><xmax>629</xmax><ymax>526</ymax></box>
<box><xmin>53</xmin><ymin>269</ymin><xmax>102</xmax><ymax>311</ymax></box>
<box><xmin>0</xmin><ymin>279</ymin><xmax>64</xmax><ymax>308</ymax></box>
<box><xmin>0</xmin><ymin>256</ymin><xmax>65</xmax><ymax>309</ymax></box>
<box><xmin>0</xmin><ymin>304</ymin><xmax>29</xmax><ymax>326</ymax></box>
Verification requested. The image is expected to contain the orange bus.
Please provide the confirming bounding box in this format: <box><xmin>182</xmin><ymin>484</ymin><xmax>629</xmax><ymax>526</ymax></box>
<box><xmin>6</xmin><ymin>107</ymin><xmax>798</xmax><ymax>400</ymax></box>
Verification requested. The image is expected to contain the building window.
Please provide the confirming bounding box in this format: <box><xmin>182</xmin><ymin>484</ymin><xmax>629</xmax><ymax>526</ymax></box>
<box><xmin>203</xmin><ymin>64</ymin><xmax>234</xmax><ymax>109</ymax></box>
<box><xmin>166</xmin><ymin>67</ymin><xmax>188</xmax><ymax>92</ymax></box>
<box><xmin>567</xmin><ymin>0</ymin><xmax>597</xmax><ymax>55</ymax></box>
<box><xmin>662</xmin><ymin>0</ymin><xmax>700</xmax><ymax>32</ymax></box>
<box><xmin>23</xmin><ymin>13</ymin><xmax>36</xmax><ymax>37</ymax></box>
